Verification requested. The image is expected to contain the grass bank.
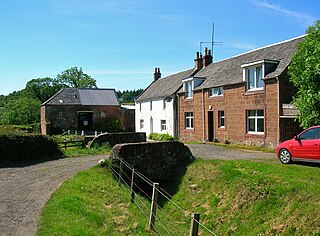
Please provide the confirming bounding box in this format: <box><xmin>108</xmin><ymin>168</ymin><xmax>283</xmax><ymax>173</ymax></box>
<box><xmin>38</xmin><ymin>159</ymin><xmax>320</xmax><ymax>235</ymax></box>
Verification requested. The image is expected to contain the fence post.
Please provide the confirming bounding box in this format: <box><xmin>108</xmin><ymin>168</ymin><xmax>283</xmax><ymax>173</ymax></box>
<box><xmin>118</xmin><ymin>160</ymin><xmax>123</xmax><ymax>186</ymax></box>
<box><xmin>149</xmin><ymin>183</ymin><xmax>159</xmax><ymax>231</ymax></box>
<box><xmin>189</xmin><ymin>213</ymin><xmax>200</xmax><ymax>236</ymax></box>
<box><xmin>130</xmin><ymin>168</ymin><xmax>135</xmax><ymax>203</ymax></box>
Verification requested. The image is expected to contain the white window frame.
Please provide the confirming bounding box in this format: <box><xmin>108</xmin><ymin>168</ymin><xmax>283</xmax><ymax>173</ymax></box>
<box><xmin>160</xmin><ymin>120</ymin><xmax>166</xmax><ymax>131</ymax></box>
<box><xmin>218</xmin><ymin>110</ymin><xmax>225</xmax><ymax>128</ymax></box>
<box><xmin>185</xmin><ymin>112</ymin><xmax>194</xmax><ymax>129</ymax></box>
<box><xmin>209</xmin><ymin>87</ymin><xmax>224</xmax><ymax>97</ymax></box>
<box><xmin>100</xmin><ymin>111</ymin><xmax>106</xmax><ymax>118</ymax></box>
<box><xmin>185</xmin><ymin>81</ymin><xmax>193</xmax><ymax>98</ymax></box>
<box><xmin>140</xmin><ymin>119</ymin><xmax>144</xmax><ymax>129</ymax></box>
<box><xmin>247</xmin><ymin>110</ymin><xmax>264</xmax><ymax>134</ymax></box>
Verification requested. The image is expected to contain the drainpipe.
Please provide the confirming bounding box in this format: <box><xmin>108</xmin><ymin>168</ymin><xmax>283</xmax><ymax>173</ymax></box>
<box><xmin>202</xmin><ymin>89</ymin><xmax>206</xmax><ymax>143</ymax></box>
<box><xmin>276</xmin><ymin>76</ymin><xmax>280</xmax><ymax>144</ymax></box>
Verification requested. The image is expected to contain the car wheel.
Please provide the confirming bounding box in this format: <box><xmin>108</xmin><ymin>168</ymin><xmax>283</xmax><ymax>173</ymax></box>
<box><xmin>278</xmin><ymin>148</ymin><xmax>292</xmax><ymax>164</ymax></box>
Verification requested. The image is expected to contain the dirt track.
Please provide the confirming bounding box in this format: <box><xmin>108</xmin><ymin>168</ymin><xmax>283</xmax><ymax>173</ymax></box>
<box><xmin>0</xmin><ymin>145</ymin><xmax>276</xmax><ymax>236</ymax></box>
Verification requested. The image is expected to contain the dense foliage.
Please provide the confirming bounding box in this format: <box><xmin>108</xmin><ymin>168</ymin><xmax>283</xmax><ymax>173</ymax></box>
<box><xmin>289</xmin><ymin>20</ymin><xmax>320</xmax><ymax>128</ymax></box>
<box><xmin>0</xmin><ymin>67</ymin><xmax>97</xmax><ymax>126</ymax></box>
<box><xmin>116</xmin><ymin>89</ymin><xmax>143</xmax><ymax>103</ymax></box>
<box><xmin>0</xmin><ymin>133</ymin><xmax>62</xmax><ymax>165</ymax></box>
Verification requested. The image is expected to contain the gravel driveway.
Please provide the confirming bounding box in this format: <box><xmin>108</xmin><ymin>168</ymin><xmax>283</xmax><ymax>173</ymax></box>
<box><xmin>0</xmin><ymin>144</ymin><xmax>276</xmax><ymax>236</ymax></box>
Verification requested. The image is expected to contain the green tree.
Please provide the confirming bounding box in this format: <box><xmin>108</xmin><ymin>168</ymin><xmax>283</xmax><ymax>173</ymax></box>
<box><xmin>1</xmin><ymin>96</ymin><xmax>41</xmax><ymax>125</ymax></box>
<box><xmin>289</xmin><ymin>20</ymin><xmax>320</xmax><ymax>128</ymax></box>
<box><xmin>57</xmin><ymin>67</ymin><xmax>97</xmax><ymax>88</ymax></box>
<box><xmin>25</xmin><ymin>77</ymin><xmax>64</xmax><ymax>103</ymax></box>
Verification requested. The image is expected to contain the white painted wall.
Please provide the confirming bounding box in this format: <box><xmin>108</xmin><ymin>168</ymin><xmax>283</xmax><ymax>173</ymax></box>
<box><xmin>135</xmin><ymin>98</ymin><xmax>175</xmax><ymax>137</ymax></box>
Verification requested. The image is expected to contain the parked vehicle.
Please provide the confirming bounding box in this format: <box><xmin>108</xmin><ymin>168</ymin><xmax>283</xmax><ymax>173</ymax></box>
<box><xmin>276</xmin><ymin>125</ymin><xmax>320</xmax><ymax>164</ymax></box>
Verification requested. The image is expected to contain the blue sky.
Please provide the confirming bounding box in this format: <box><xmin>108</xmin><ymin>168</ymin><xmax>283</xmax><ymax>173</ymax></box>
<box><xmin>0</xmin><ymin>0</ymin><xmax>319</xmax><ymax>95</ymax></box>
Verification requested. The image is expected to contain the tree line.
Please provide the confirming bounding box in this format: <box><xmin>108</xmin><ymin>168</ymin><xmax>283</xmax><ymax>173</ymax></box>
<box><xmin>0</xmin><ymin>67</ymin><xmax>143</xmax><ymax>127</ymax></box>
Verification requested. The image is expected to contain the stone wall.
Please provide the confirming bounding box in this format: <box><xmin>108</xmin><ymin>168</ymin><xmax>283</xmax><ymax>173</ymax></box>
<box><xmin>90</xmin><ymin>132</ymin><xmax>146</xmax><ymax>147</ymax></box>
<box><xmin>111</xmin><ymin>141</ymin><xmax>193</xmax><ymax>181</ymax></box>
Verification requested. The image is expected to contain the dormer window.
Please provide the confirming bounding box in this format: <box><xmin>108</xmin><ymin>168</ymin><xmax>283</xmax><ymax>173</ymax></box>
<box><xmin>182</xmin><ymin>77</ymin><xmax>205</xmax><ymax>99</ymax></box>
<box><xmin>209</xmin><ymin>87</ymin><xmax>224</xmax><ymax>97</ymax></box>
<box><xmin>242</xmin><ymin>59</ymin><xmax>279</xmax><ymax>92</ymax></box>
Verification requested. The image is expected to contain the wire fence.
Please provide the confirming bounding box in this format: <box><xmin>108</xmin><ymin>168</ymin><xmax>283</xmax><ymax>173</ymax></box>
<box><xmin>109</xmin><ymin>155</ymin><xmax>218</xmax><ymax>236</ymax></box>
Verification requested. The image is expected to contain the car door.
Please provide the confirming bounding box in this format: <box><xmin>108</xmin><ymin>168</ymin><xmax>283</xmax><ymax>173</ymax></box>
<box><xmin>291</xmin><ymin>127</ymin><xmax>320</xmax><ymax>160</ymax></box>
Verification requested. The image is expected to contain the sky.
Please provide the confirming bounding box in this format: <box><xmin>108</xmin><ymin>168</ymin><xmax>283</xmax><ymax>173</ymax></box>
<box><xmin>0</xmin><ymin>0</ymin><xmax>319</xmax><ymax>95</ymax></box>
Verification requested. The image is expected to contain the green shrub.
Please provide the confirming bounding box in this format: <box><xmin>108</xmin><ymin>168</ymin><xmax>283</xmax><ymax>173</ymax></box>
<box><xmin>0</xmin><ymin>133</ymin><xmax>62</xmax><ymax>165</ymax></box>
<box><xmin>148</xmin><ymin>132</ymin><xmax>176</xmax><ymax>141</ymax></box>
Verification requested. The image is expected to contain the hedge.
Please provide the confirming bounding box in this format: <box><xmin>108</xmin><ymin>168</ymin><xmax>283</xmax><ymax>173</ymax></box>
<box><xmin>0</xmin><ymin>133</ymin><xmax>62</xmax><ymax>164</ymax></box>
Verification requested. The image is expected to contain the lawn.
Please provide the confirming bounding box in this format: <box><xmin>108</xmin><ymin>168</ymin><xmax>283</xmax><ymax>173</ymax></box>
<box><xmin>37</xmin><ymin>159</ymin><xmax>320</xmax><ymax>235</ymax></box>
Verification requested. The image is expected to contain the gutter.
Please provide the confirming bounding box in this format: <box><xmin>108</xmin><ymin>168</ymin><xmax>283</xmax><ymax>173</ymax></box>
<box><xmin>202</xmin><ymin>89</ymin><xmax>206</xmax><ymax>143</ymax></box>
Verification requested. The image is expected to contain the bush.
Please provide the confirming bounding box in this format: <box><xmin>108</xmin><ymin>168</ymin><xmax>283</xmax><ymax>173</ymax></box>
<box><xmin>148</xmin><ymin>133</ymin><xmax>176</xmax><ymax>141</ymax></box>
<box><xmin>0</xmin><ymin>133</ymin><xmax>62</xmax><ymax>165</ymax></box>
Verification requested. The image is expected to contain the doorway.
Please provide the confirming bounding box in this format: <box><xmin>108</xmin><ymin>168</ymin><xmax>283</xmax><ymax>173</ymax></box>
<box><xmin>208</xmin><ymin>111</ymin><xmax>214</xmax><ymax>142</ymax></box>
<box><xmin>78</xmin><ymin>112</ymin><xmax>93</xmax><ymax>130</ymax></box>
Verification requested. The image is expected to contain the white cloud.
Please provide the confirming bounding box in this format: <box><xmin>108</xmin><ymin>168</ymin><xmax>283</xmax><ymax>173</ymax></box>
<box><xmin>252</xmin><ymin>0</ymin><xmax>315</xmax><ymax>24</ymax></box>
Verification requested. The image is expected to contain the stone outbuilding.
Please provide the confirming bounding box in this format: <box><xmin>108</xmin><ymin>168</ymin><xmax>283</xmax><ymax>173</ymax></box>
<box><xmin>41</xmin><ymin>88</ymin><xmax>134</xmax><ymax>135</ymax></box>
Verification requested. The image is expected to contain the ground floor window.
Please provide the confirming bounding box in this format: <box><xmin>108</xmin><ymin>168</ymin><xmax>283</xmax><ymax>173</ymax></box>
<box><xmin>247</xmin><ymin>110</ymin><xmax>264</xmax><ymax>134</ymax></box>
<box><xmin>185</xmin><ymin>112</ymin><xmax>194</xmax><ymax>129</ymax></box>
<box><xmin>140</xmin><ymin>119</ymin><xmax>144</xmax><ymax>129</ymax></box>
<box><xmin>218</xmin><ymin>110</ymin><xmax>225</xmax><ymax>128</ymax></box>
<box><xmin>160</xmin><ymin>120</ymin><xmax>167</xmax><ymax>131</ymax></box>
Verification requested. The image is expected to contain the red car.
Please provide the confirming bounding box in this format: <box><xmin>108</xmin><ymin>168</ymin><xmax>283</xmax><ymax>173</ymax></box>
<box><xmin>276</xmin><ymin>125</ymin><xmax>320</xmax><ymax>164</ymax></box>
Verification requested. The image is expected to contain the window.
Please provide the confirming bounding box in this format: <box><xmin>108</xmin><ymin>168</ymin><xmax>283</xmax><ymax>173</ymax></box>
<box><xmin>185</xmin><ymin>81</ymin><xmax>193</xmax><ymax>98</ymax></box>
<box><xmin>163</xmin><ymin>100</ymin><xmax>166</xmax><ymax>110</ymax></box>
<box><xmin>100</xmin><ymin>111</ymin><xmax>106</xmax><ymax>118</ymax></box>
<box><xmin>247</xmin><ymin>66</ymin><xmax>263</xmax><ymax>90</ymax></box>
<box><xmin>247</xmin><ymin>110</ymin><xmax>264</xmax><ymax>134</ymax></box>
<box><xmin>218</xmin><ymin>111</ymin><xmax>225</xmax><ymax>128</ymax></box>
<box><xmin>150</xmin><ymin>101</ymin><xmax>152</xmax><ymax>111</ymax></box>
<box><xmin>160</xmin><ymin>120</ymin><xmax>167</xmax><ymax>131</ymax></box>
<box><xmin>140</xmin><ymin>119</ymin><xmax>144</xmax><ymax>129</ymax></box>
<box><xmin>299</xmin><ymin>127</ymin><xmax>320</xmax><ymax>140</ymax></box>
<box><xmin>139</xmin><ymin>103</ymin><xmax>142</xmax><ymax>112</ymax></box>
<box><xmin>209</xmin><ymin>87</ymin><xmax>224</xmax><ymax>97</ymax></box>
<box><xmin>58</xmin><ymin>111</ymin><xmax>63</xmax><ymax>118</ymax></box>
<box><xmin>185</xmin><ymin>112</ymin><xmax>194</xmax><ymax>129</ymax></box>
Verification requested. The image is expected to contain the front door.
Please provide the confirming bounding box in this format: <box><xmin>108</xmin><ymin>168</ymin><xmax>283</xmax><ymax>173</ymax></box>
<box><xmin>78</xmin><ymin>112</ymin><xmax>93</xmax><ymax>130</ymax></box>
<box><xmin>208</xmin><ymin>111</ymin><xmax>214</xmax><ymax>142</ymax></box>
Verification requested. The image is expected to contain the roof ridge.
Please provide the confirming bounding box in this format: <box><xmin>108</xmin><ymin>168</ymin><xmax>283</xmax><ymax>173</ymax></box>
<box><xmin>215</xmin><ymin>34</ymin><xmax>306</xmax><ymax>64</ymax></box>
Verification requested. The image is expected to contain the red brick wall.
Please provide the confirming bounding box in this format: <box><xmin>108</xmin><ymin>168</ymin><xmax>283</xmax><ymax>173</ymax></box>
<box><xmin>179</xmin><ymin>80</ymin><xmax>281</xmax><ymax>148</ymax></box>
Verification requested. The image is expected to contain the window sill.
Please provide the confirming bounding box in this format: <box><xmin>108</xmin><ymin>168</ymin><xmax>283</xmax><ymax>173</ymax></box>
<box><xmin>246</xmin><ymin>132</ymin><xmax>265</xmax><ymax>138</ymax></box>
<box><xmin>245</xmin><ymin>88</ymin><xmax>264</xmax><ymax>95</ymax></box>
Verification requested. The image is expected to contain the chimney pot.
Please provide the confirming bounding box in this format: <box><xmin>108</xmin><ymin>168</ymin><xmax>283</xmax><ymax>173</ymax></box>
<box><xmin>153</xmin><ymin>67</ymin><xmax>161</xmax><ymax>81</ymax></box>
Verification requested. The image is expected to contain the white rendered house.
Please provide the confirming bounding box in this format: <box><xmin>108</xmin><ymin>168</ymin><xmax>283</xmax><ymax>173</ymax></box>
<box><xmin>135</xmin><ymin>68</ymin><xmax>194</xmax><ymax>138</ymax></box>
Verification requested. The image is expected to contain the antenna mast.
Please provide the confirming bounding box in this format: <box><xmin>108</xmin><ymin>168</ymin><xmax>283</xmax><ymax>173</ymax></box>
<box><xmin>200</xmin><ymin>22</ymin><xmax>222</xmax><ymax>62</ymax></box>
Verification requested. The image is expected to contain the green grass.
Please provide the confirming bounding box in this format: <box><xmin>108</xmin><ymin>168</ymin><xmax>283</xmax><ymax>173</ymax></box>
<box><xmin>38</xmin><ymin>160</ymin><xmax>320</xmax><ymax>235</ymax></box>
<box><xmin>148</xmin><ymin>133</ymin><xmax>176</xmax><ymax>141</ymax></box>
<box><xmin>61</xmin><ymin>144</ymin><xmax>111</xmax><ymax>157</ymax></box>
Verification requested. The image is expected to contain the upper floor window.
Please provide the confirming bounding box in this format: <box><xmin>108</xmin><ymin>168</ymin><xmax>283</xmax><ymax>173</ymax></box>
<box><xmin>209</xmin><ymin>87</ymin><xmax>224</xmax><ymax>97</ymax></box>
<box><xmin>163</xmin><ymin>99</ymin><xmax>166</xmax><ymax>110</ymax></box>
<box><xmin>150</xmin><ymin>101</ymin><xmax>152</xmax><ymax>111</ymax></box>
<box><xmin>139</xmin><ymin>102</ymin><xmax>142</xmax><ymax>112</ymax></box>
<box><xmin>185</xmin><ymin>81</ymin><xmax>193</xmax><ymax>98</ymax></box>
<box><xmin>247</xmin><ymin>66</ymin><xmax>263</xmax><ymax>90</ymax></box>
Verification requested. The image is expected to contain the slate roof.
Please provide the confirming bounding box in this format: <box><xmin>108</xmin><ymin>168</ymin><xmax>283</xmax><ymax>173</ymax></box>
<box><xmin>42</xmin><ymin>88</ymin><xmax>120</xmax><ymax>106</ymax></box>
<box><xmin>193</xmin><ymin>35</ymin><xmax>305</xmax><ymax>91</ymax></box>
<box><xmin>136</xmin><ymin>68</ymin><xmax>195</xmax><ymax>102</ymax></box>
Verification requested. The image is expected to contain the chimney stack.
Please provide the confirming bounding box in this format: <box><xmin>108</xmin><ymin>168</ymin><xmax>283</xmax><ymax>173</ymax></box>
<box><xmin>202</xmin><ymin>47</ymin><xmax>213</xmax><ymax>67</ymax></box>
<box><xmin>194</xmin><ymin>52</ymin><xmax>203</xmax><ymax>71</ymax></box>
<box><xmin>154</xmin><ymin>67</ymin><xmax>161</xmax><ymax>81</ymax></box>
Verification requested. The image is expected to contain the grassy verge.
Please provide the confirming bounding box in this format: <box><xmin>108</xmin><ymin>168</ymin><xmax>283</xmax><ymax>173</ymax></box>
<box><xmin>61</xmin><ymin>144</ymin><xmax>111</xmax><ymax>157</ymax></box>
<box><xmin>38</xmin><ymin>160</ymin><xmax>320</xmax><ymax>235</ymax></box>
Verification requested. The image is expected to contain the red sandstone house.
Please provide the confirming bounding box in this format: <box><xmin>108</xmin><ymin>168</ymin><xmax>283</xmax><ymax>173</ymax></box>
<box><xmin>41</xmin><ymin>88</ymin><xmax>134</xmax><ymax>135</ymax></box>
<box><xmin>178</xmin><ymin>36</ymin><xmax>304</xmax><ymax>148</ymax></box>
